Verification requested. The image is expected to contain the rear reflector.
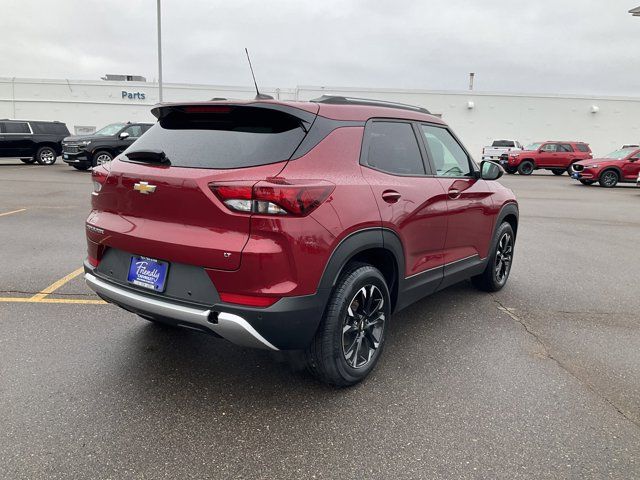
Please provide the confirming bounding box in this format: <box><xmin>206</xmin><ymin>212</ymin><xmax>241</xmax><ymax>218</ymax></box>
<box><xmin>219</xmin><ymin>292</ymin><xmax>281</xmax><ymax>308</ymax></box>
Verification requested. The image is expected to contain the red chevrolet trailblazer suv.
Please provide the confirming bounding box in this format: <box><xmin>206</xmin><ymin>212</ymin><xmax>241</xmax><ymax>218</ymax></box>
<box><xmin>501</xmin><ymin>141</ymin><xmax>592</xmax><ymax>175</ymax></box>
<box><xmin>84</xmin><ymin>96</ymin><xmax>518</xmax><ymax>386</ymax></box>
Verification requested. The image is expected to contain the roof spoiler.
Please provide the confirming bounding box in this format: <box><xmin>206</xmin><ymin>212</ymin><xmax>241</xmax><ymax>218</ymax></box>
<box><xmin>150</xmin><ymin>103</ymin><xmax>318</xmax><ymax>129</ymax></box>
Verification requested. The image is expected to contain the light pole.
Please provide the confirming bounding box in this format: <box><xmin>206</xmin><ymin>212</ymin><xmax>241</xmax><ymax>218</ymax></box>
<box><xmin>157</xmin><ymin>0</ymin><xmax>163</xmax><ymax>103</ymax></box>
<box><xmin>630</xmin><ymin>6</ymin><xmax>640</xmax><ymax>16</ymax></box>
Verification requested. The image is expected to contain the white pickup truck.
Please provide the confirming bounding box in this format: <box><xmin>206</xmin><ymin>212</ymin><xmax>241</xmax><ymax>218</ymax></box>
<box><xmin>482</xmin><ymin>140</ymin><xmax>523</xmax><ymax>161</ymax></box>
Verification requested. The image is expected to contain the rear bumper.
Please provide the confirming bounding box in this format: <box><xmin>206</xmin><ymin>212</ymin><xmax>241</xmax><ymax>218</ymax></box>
<box><xmin>84</xmin><ymin>262</ymin><xmax>329</xmax><ymax>350</ymax></box>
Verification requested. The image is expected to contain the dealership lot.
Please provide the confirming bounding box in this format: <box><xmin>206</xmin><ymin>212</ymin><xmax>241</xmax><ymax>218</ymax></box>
<box><xmin>1</xmin><ymin>159</ymin><xmax>639</xmax><ymax>478</ymax></box>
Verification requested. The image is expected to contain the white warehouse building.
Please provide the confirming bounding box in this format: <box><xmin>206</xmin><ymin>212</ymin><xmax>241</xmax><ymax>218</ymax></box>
<box><xmin>1</xmin><ymin>77</ymin><xmax>639</xmax><ymax>157</ymax></box>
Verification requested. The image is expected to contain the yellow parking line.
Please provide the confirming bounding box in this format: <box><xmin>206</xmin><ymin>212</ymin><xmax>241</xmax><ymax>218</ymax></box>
<box><xmin>0</xmin><ymin>208</ymin><xmax>26</xmax><ymax>217</ymax></box>
<box><xmin>0</xmin><ymin>297</ymin><xmax>106</xmax><ymax>304</ymax></box>
<box><xmin>30</xmin><ymin>267</ymin><xmax>85</xmax><ymax>301</ymax></box>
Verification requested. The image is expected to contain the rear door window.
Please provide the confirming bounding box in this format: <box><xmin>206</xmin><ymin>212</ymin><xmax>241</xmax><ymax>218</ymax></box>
<box><xmin>363</xmin><ymin>121</ymin><xmax>425</xmax><ymax>175</ymax></box>
<box><xmin>3</xmin><ymin>122</ymin><xmax>30</xmax><ymax>134</ymax></box>
<box><xmin>126</xmin><ymin>106</ymin><xmax>308</xmax><ymax>169</ymax></box>
<box><xmin>559</xmin><ymin>144</ymin><xmax>574</xmax><ymax>152</ymax></box>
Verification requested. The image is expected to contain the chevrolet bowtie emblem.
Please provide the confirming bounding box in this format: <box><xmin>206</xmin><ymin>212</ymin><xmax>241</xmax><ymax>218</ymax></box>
<box><xmin>134</xmin><ymin>181</ymin><xmax>157</xmax><ymax>194</ymax></box>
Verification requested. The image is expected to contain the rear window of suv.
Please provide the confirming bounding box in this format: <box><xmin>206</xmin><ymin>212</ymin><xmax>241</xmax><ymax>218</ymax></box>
<box><xmin>126</xmin><ymin>106</ymin><xmax>308</xmax><ymax>169</ymax></box>
<box><xmin>31</xmin><ymin>122</ymin><xmax>70</xmax><ymax>135</ymax></box>
<box><xmin>575</xmin><ymin>143</ymin><xmax>590</xmax><ymax>152</ymax></box>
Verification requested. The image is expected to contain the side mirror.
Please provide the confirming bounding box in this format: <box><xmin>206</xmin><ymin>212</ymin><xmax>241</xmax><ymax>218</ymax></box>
<box><xmin>119</xmin><ymin>132</ymin><xmax>130</xmax><ymax>140</ymax></box>
<box><xmin>480</xmin><ymin>160</ymin><xmax>504</xmax><ymax>181</ymax></box>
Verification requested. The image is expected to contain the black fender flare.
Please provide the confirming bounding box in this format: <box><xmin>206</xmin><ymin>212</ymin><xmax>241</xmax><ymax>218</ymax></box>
<box><xmin>317</xmin><ymin>227</ymin><xmax>405</xmax><ymax>292</ymax></box>
<box><xmin>487</xmin><ymin>202</ymin><xmax>519</xmax><ymax>260</ymax></box>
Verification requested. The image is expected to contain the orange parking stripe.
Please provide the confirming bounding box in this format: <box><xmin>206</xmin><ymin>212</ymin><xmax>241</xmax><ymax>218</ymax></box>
<box><xmin>0</xmin><ymin>297</ymin><xmax>106</xmax><ymax>304</ymax></box>
<box><xmin>0</xmin><ymin>208</ymin><xmax>26</xmax><ymax>217</ymax></box>
<box><xmin>30</xmin><ymin>267</ymin><xmax>85</xmax><ymax>301</ymax></box>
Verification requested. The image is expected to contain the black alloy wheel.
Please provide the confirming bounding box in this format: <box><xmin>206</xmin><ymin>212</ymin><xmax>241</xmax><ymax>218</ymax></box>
<box><xmin>599</xmin><ymin>170</ymin><xmax>618</xmax><ymax>188</ymax></box>
<box><xmin>472</xmin><ymin>222</ymin><xmax>515</xmax><ymax>292</ymax></box>
<box><xmin>341</xmin><ymin>285</ymin><xmax>386</xmax><ymax>369</ymax></box>
<box><xmin>306</xmin><ymin>263</ymin><xmax>390</xmax><ymax>387</ymax></box>
<box><xmin>518</xmin><ymin>161</ymin><xmax>534</xmax><ymax>175</ymax></box>
<box><xmin>494</xmin><ymin>231</ymin><xmax>514</xmax><ymax>286</ymax></box>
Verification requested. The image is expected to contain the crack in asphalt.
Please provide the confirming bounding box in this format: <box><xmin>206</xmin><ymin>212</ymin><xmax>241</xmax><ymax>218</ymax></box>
<box><xmin>492</xmin><ymin>295</ymin><xmax>640</xmax><ymax>431</ymax></box>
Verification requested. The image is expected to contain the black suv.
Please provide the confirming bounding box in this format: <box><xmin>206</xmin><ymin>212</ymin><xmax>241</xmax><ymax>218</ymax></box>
<box><xmin>0</xmin><ymin>119</ymin><xmax>70</xmax><ymax>165</ymax></box>
<box><xmin>62</xmin><ymin>122</ymin><xmax>153</xmax><ymax>170</ymax></box>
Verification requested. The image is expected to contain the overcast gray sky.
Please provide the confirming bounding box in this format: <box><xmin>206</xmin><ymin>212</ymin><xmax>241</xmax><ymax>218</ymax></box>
<box><xmin>2</xmin><ymin>0</ymin><xmax>639</xmax><ymax>95</ymax></box>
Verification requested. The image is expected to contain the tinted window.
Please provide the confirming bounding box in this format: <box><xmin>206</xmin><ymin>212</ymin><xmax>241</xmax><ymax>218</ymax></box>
<box><xmin>541</xmin><ymin>143</ymin><xmax>557</xmax><ymax>152</ymax></box>
<box><xmin>31</xmin><ymin>122</ymin><xmax>69</xmax><ymax>135</ymax></box>
<box><xmin>3</xmin><ymin>122</ymin><xmax>30</xmax><ymax>134</ymax></box>
<box><xmin>558</xmin><ymin>144</ymin><xmax>574</xmax><ymax>152</ymax></box>
<box><xmin>492</xmin><ymin>140</ymin><xmax>515</xmax><ymax>147</ymax></box>
<box><xmin>576</xmin><ymin>143</ymin><xmax>590</xmax><ymax>152</ymax></box>
<box><xmin>126</xmin><ymin>107</ymin><xmax>307</xmax><ymax>169</ymax></box>
<box><xmin>365</xmin><ymin>122</ymin><xmax>424</xmax><ymax>175</ymax></box>
<box><xmin>421</xmin><ymin>125</ymin><xmax>471</xmax><ymax>177</ymax></box>
<box><xmin>123</xmin><ymin>125</ymin><xmax>143</xmax><ymax>138</ymax></box>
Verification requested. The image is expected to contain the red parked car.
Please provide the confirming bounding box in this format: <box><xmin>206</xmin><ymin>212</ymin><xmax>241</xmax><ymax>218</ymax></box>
<box><xmin>84</xmin><ymin>96</ymin><xmax>519</xmax><ymax>386</ymax></box>
<box><xmin>501</xmin><ymin>141</ymin><xmax>592</xmax><ymax>175</ymax></box>
<box><xmin>571</xmin><ymin>147</ymin><xmax>640</xmax><ymax>187</ymax></box>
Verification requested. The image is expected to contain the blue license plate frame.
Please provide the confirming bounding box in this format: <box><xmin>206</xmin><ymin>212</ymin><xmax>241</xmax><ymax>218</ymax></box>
<box><xmin>127</xmin><ymin>256</ymin><xmax>169</xmax><ymax>292</ymax></box>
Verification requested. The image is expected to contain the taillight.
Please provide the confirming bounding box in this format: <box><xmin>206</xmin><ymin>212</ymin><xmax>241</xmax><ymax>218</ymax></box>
<box><xmin>210</xmin><ymin>179</ymin><xmax>334</xmax><ymax>217</ymax></box>
<box><xmin>91</xmin><ymin>166</ymin><xmax>109</xmax><ymax>193</ymax></box>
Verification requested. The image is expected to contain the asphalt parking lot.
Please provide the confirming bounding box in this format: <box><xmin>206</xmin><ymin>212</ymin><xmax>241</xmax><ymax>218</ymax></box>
<box><xmin>1</xmin><ymin>158</ymin><xmax>639</xmax><ymax>479</ymax></box>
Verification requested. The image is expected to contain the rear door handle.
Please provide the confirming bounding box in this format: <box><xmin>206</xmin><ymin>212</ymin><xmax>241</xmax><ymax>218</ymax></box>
<box><xmin>448</xmin><ymin>188</ymin><xmax>461</xmax><ymax>199</ymax></box>
<box><xmin>382</xmin><ymin>190</ymin><xmax>401</xmax><ymax>203</ymax></box>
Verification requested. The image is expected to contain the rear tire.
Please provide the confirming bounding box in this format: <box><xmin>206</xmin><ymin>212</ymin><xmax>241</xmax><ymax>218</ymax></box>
<box><xmin>35</xmin><ymin>146</ymin><xmax>57</xmax><ymax>165</ymax></box>
<box><xmin>20</xmin><ymin>157</ymin><xmax>36</xmax><ymax>164</ymax></box>
<box><xmin>472</xmin><ymin>222</ymin><xmax>515</xmax><ymax>292</ymax></box>
<box><xmin>599</xmin><ymin>170</ymin><xmax>618</xmax><ymax>188</ymax></box>
<box><xmin>305</xmin><ymin>263</ymin><xmax>390</xmax><ymax>387</ymax></box>
<box><xmin>551</xmin><ymin>169</ymin><xmax>565</xmax><ymax>176</ymax></box>
<box><xmin>579</xmin><ymin>179</ymin><xmax>594</xmax><ymax>186</ymax></box>
<box><xmin>72</xmin><ymin>164</ymin><xmax>91</xmax><ymax>171</ymax></box>
<box><xmin>517</xmin><ymin>160</ymin><xmax>534</xmax><ymax>175</ymax></box>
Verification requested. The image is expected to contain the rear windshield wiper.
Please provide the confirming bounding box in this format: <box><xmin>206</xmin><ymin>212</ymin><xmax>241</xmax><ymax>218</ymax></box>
<box><xmin>125</xmin><ymin>149</ymin><xmax>171</xmax><ymax>165</ymax></box>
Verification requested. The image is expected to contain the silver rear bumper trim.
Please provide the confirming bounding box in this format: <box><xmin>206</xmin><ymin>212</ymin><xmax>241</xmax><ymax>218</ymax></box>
<box><xmin>85</xmin><ymin>273</ymin><xmax>278</xmax><ymax>350</ymax></box>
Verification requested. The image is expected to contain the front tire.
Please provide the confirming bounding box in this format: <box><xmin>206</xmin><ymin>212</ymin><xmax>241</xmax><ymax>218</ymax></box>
<box><xmin>517</xmin><ymin>160</ymin><xmax>534</xmax><ymax>175</ymax></box>
<box><xmin>35</xmin><ymin>146</ymin><xmax>57</xmax><ymax>165</ymax></box>
<box><xmin>20</xmin><ymin>157</ymin><xmax>36</xmax><ymax>164</ymax></box>
<box><xmin>72</xmin><ymin>163</ymin><xmax>91</xmax><ymax>171</ymax></box>
<box><xmin>579</xmin><ymin>179</ymin><xmax>594</xmax><ymax>186</ymax></box>
<box><xmin>93</xmin><ymin>150</ymin><xmax>113</xmax><ymax>167</ymax></box>
<box><xmin>505</xmin><ymin>167</ymin><xmax>517</xmax><ymax>174</ymax></box>
<box><xmin>306</xmin><ymin>263</ymin><xmax>390</xmax><ymax>387</ymax></box>
<box><xmin>551</xmin><ymin>169</ymin><xmax>565</xmax><ymax>176</ymax></box>
<box><xmin>472</xmin><ymin>222</ymin><xmax>515</xmax><ymax>292</ymax></box>
<box><xmin>599</xmin><ymin>170</ymin><xmax>618</xmax><ymax>188</ymax></box>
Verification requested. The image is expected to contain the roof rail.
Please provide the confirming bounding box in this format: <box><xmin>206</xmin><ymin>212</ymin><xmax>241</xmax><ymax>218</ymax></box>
<box><xmin>310</xmin><ymin>95</ymin><xmax>431</xmax><ymax>115</ymax></box>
